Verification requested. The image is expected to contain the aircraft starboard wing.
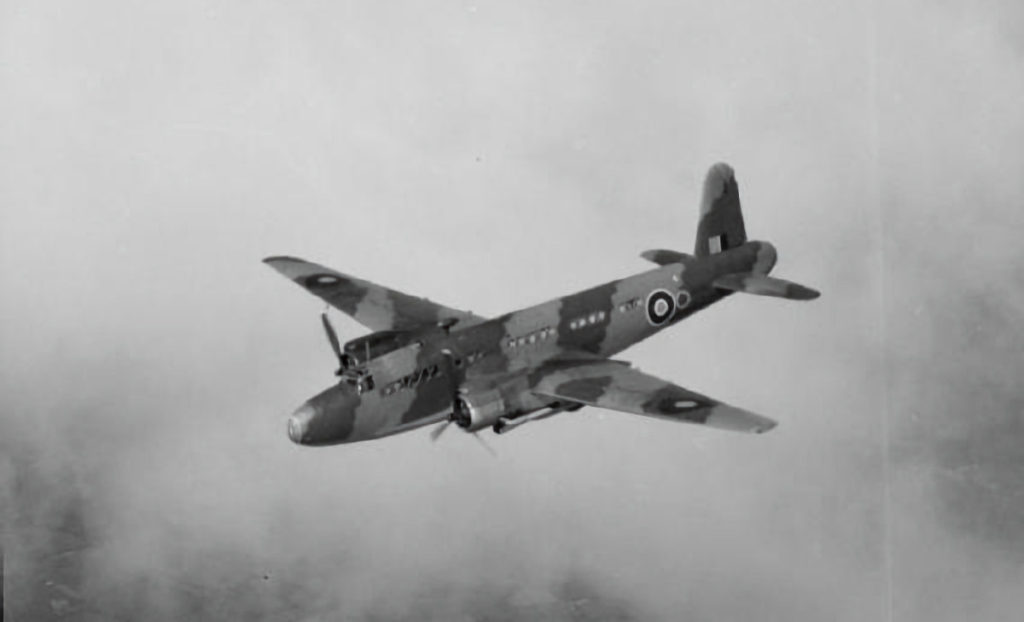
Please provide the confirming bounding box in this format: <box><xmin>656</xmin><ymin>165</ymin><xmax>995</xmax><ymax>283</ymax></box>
<box><xmin>264</xmin><ymin>256</ymin><xmax>486</xmax><ymax>332</ymax></box>
<box><xmin>531</xmin><ymin>357</ymin><xmax>776</xmax><ymax>434</ymax></box>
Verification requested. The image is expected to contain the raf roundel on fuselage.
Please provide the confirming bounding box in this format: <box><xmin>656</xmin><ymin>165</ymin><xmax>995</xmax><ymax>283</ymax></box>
<box><xmin>646</xmin><ymin>289</ymin><xmax>676</xmax><ymax>326</ymax></box>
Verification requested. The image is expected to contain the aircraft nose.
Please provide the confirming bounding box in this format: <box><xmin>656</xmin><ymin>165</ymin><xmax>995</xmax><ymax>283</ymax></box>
<box><xmin>287</xmin><ymin>403</ymin><xmax>316</xmax><ymax>444</ymax></box>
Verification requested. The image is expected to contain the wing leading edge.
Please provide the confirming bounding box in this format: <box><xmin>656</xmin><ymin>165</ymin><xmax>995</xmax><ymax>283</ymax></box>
<box><xmin>264</xmin><ymin>256</ymin><xmax>485</xmax><ymax>332</ymax></box>
<box><xmin>531</xmin><ymin>357</ymin><xmax>776</xmax><ymax>434</ymax></box>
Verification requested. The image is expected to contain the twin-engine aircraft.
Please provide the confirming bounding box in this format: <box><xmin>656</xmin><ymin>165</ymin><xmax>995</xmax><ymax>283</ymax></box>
<box><xmin>266</xmin><ymin>163</ymin><xmax>819</xmax><ymax>447</ymax></box>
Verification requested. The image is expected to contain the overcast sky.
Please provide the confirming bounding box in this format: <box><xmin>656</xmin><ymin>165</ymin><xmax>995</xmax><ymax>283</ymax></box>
<box><xmin>2</xmin><ymin>1</ymin><xmax>1023</xmax><ymax>620</ymax></box>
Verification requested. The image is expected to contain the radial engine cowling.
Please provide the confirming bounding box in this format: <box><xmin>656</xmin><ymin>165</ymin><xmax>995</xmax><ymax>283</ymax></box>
<box><xmin>452</xmin><ymin>388</ymin><xmax>516</xmax><ymax>432</ymax></box>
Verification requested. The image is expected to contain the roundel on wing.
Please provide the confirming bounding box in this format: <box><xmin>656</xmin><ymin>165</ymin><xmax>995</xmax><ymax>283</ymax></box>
<box><xmin>646</xmin><ymin>289</ymin><xmax>676</xmax><ymax>326</ymax></box>
<box><xmin>305</xmin><ymin>274</ymin><xmax>341</xmax><ymax>288</ymax></box>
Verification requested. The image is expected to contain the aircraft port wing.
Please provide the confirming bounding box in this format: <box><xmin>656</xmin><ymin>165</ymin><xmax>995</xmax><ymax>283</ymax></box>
<box><xmin>264</xmin><ymin>256</ymin><xmax>486</xmax><ymax>332</ymax></box>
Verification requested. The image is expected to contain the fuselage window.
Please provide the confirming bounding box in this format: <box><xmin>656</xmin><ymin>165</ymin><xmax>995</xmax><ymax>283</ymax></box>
<box><xmin>384</xmin><ymin>364</ymin><xmax>446</xmax><ymax>397</ymax></box>
<box><xmin>572</xmin><ymin>312</ymin><xmax>608</xmax><ymax>329</ymax></box>
<box><xmin>508</xmin><ymin>328</ymin><xmax>554</xmax><ymax>345</ymax></box>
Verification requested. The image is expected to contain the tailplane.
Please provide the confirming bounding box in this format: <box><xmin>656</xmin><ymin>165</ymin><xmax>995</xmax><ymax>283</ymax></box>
<box><xmin>695</xmin><ymin>163</ymin><xmax>746</xmax><ymax>257</ymax></box>
<box><xmin>713</xmin><ymin>273</ymin><xmax>820</xmax><ymax>300</ymax></box>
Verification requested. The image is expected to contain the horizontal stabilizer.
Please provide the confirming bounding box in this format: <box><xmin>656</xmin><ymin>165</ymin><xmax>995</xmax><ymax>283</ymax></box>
<box><xmin>714</xmin><ymin>272</ymin><xmax>820</xmax><ymax>300</ymax></box>
<box><xmin>640</xmin><ymin>249</ymin><xmax>695</xmax><ymax>266</ymax></box>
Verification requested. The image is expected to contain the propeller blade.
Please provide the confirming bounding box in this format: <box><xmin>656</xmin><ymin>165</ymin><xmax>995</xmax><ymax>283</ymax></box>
<box><xmin>470</xmin><ymin>430</ymin><xmax>497</xmax><ymax>457</ymax></box>
<box><xmin>430</xmin><ymin>419</ymin><xmax>452</xmax><ymax>442</ymax></box>
<box><xmin>321</xmin><ymin>311</ymin><xmax>344</xmax><ymax>370</ymax></box>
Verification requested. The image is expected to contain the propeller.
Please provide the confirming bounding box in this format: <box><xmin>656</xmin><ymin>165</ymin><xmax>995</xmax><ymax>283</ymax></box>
<box><xmin>429</xmin><ymin>419</ymin><xmax>452</xmax><ymax>442</ymax></box>
<box><xmin>320</xmin><ymin>309</ymin><xmax>344</xmax><ymax>375</ymax></box>
<box><xmin>469</xmin><ymin>429</ymin><xmax>497</xmax><ymax>456</ymax></box>
<box><xmin>431</xmin><ymin>418</ymin><xmax>495</xmax><ymax>456</ymax></box>
<box><xmin>428</xmin><ymin>349</ymin><xmax>496</xmax><ymax>457</ymax></box>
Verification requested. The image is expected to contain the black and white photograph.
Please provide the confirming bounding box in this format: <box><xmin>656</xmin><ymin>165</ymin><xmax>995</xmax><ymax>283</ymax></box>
<box><xmin>2</xmin><ymin>1</ymin><xmax>1022</xmax><ymax>620</ymax></box>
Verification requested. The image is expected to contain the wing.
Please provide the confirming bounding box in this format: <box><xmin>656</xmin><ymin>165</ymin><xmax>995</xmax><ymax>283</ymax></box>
<box><xmin>264</xmin><ymin>256</ymin><xmax>486</xmax><ymax>332</ymax></box>
<box><xmin>531</xmin><ymin>356</ymin><xmax>776</xmax><ymax>434</ymax></box>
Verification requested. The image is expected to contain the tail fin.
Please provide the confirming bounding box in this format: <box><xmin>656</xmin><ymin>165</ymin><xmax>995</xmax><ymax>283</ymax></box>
<box><xmin>695</xmin><ymin>163</ymin><xmax>746</xmax><ymax>257</ymax></box>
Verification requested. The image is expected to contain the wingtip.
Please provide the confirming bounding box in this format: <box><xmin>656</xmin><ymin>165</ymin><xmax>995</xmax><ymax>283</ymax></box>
<box><xmin>706</xmin><ymin>404</ymin><xmax>778</xmax><ymax>434</ymax></box>
<box><xmin>263</xmin><ymin>255</ymin><xmax>304</xmax><ymax>265</ymax></box>
<box><xmin>262</xmin><ymin>256</ymin><xmax>331</xmax><ymax>281</ymax></box>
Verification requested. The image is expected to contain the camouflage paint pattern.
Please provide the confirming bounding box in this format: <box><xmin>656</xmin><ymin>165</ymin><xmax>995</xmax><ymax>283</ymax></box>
<box><xmin>695</xmin><ymin>162</ymin><xmax>746</xmax><ymax>257</ymax></box>
<box><xmin>268</xmin><ymin>163</ymin><xmax>818</xmax><ymax>446</ymax></box>
<box><xmin>264</xmin><ymin>256</ymin><xmax>485</xmax><ymax>332</ymax></box>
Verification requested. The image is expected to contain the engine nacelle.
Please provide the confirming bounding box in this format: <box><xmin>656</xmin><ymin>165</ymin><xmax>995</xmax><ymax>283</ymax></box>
<box><xmin>452</xmin><ymin>388</ymin><xmax>515</xmax><ymax>432</ymax></box>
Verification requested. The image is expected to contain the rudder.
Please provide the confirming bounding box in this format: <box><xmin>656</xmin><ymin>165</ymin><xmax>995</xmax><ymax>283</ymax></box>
<box><xmin>695</xmin><ymin>163</ymin><xmax>746</xmax><ymax>257</ymax></box>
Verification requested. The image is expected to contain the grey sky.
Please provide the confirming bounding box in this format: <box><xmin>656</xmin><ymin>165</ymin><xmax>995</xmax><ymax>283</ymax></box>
<box><xmin>2</xmin><ymin>1</ymin><xmax>1023</xmax><ymax>620</ymax></box>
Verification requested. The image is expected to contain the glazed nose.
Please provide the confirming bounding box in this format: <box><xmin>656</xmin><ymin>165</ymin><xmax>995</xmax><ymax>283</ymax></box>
<box><xmin>287</xmin><ymin>403</ymin><xmax>316</xmax><ymax>444</ymax></box>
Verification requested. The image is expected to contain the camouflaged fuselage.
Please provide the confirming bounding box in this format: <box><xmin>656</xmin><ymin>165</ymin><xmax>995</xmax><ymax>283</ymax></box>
<box><xmin>291</xmin><ymin>240</ymin><xmax>778</xmax><ymax>445</ymax></box>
